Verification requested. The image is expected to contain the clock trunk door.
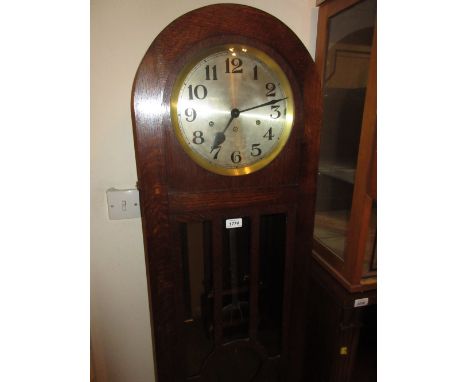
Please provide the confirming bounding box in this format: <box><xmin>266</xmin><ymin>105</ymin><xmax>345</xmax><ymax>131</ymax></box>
<box><xmin>174</xmin><ymin>210</ymin><xmax>294</xmax><ymax>381</ymax></box>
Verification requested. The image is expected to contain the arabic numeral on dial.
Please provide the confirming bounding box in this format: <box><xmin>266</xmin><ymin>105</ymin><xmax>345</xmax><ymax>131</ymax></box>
<box><xmin>263</xmin><ymin>127</ymin><xmax>275</xmax><ymax>140</ymax></box>
<box><xmin>231</xmin><ymin>151</ymin><xmax>242</xmax><ymax>163</ymax></box>
<box><xmin>225</xmin><ymin>58</ymin><xmax>243</xmax><ymax>73</ymax></box>
<box><xmin>250</xmin><ymin>144</ymin><xmax>262</xmax><ymax>157</ymax></box>
<box><xmin>253</xmin><ymin>65</ymin><xmax>258</xmax><ymax>80</ymax></box>
<box><xmin>265</xmin><ymin>82</ymin><xmax>276</xmax><ymax>97</ymax></box>
<box><xmin>270</xmin><ymin>105</ymin><xmax>281</xmax><ymax>119</ymax></box>
<box><xmin>212</xmin><ymin>146</ymin><xmax>221</xmax><ymax>159</ymax></box>
<box><xmin>188</xmin><ymin>84</ymin><xmax>207</xmax><ymax>100</ymax></box>
<box><xmin>205</xmin><ymin>65</ymin><xmax>217</xmax><ymax>80</ymax></box>
<box><xmin>184</xmin><ymin>108</ymin><xmax>197</xmax><ymax>122</ymax></box>
<box><xmin>192</xmin><ymin>131</ymin><xmax>205</xmax><ymax>144</ymax></box>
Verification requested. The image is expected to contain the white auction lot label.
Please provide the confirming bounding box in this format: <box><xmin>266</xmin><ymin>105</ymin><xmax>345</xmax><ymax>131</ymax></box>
<box><xmin>354</xmin><ymin>298</ymin><xmax>369</xmax><ymax>307</ymax></box>
<box><xmin>226</xmin><ymin>218</ymin><xmax>243</xmax><ymax>229</ymax></box>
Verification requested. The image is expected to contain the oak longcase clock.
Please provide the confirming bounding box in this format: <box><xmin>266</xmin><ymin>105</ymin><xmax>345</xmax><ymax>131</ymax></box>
<box><xmin>131</xmin><ymin>4</ymin><xmax>322</xmax><ymax>381</ymax></box>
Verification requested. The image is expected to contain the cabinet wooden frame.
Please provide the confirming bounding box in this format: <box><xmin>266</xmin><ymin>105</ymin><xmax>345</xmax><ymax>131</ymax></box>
<box><xmin>312</xmin><ymin>0</ymin><xmax>377</xmax><ymax>292</ymax></box>
<box><xmin>131</xmin><ymin>4</ymin><xmax>322</xmax><ymax>381</ymax></box>
<box><xmin>304</xmin><ymin>255</ymin><xmax>377</xmax><ymax>382</ymax></box>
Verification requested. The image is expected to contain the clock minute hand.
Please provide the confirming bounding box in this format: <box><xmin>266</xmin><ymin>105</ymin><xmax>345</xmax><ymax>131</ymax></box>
<box><xmin>209</xmin><ymin>98</ymin><xmax>286</xmax><ymax>153</ymax></box>
<box><xmin>238</xmin><ymin>97</ymin><xmax>288</xmax><ymax>114</ymax></box>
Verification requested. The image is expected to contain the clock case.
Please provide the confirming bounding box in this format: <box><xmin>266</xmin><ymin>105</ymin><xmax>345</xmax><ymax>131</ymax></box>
<box><xmin>131</xmin><ymin>4</ymin><xmax>322</xmax><ymax>381</ymax></box>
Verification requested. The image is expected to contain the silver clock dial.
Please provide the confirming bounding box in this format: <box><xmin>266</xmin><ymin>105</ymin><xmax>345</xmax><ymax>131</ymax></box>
<box><xmin>171</xmin><ymin>45</ymin><xmax>294</xmax><ymax>176</ymax></box>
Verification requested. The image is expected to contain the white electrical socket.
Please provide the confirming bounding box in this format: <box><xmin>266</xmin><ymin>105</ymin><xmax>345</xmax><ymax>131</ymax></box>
<box><xmin>106</xmin><ymin>187</ymin><xmax>141</xmax><ymax>220</ymax></box>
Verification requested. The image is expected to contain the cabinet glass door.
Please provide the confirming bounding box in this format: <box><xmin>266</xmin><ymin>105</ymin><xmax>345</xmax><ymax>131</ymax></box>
<box><xmin>314</xmin><ymin>0</ymin><xmax>376</xmax><ymax>260</ymax></box>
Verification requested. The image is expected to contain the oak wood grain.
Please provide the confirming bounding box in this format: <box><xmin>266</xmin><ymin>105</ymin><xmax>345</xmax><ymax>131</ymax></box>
<box><xmin>131</xmin><ymin>4</ymin><xmax>321</xmax><ymax>381</ymax></box>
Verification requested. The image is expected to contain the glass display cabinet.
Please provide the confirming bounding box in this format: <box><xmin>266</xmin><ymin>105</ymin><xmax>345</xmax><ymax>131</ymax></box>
<box><xmin>313</xmin><ymin>0</ymin><xmax>377</xmax><ymax>292</ymax></box>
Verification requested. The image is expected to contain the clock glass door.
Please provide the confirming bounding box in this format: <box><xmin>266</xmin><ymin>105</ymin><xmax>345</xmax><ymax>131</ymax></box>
<box><xmin>180</xmin><ymin>221</ymin><xmax>215</xmax><ymax>377</ymax></box>
<box><xmin>178</xmin><ymin>211</ymin><xmax>291</xmax><ymax>381</ymax></box>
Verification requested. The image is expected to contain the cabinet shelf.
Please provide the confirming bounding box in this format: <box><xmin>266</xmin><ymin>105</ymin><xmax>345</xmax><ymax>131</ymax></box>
<box><xmin>314</xmin><ymin>210</ymin><xmax>349</xmax><ymax>256</ymax></box>
<box><xmin>319</xmin><ymin>161</ymin><xmax>356</xmax><ymax>184</ymax></box>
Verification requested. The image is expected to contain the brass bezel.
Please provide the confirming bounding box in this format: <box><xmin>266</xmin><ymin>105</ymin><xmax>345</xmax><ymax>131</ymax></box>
<box><xmin>170</xmin><ymin>44</ymin><xmax>295</xmax><ymax>176</ymax></box>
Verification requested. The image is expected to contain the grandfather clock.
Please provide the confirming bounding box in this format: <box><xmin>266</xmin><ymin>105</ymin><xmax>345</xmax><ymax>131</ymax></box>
<box><xmin>131</xmin><ymin>4</ymin><xmax>322</xmax><ymax>381</ymax></box>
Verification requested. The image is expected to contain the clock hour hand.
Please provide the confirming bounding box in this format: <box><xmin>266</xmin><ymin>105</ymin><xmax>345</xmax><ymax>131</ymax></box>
<box><xmin>210</xmin><ymin>111</ymin><xmax>238</xmax><ymax>152</ymax></box>
<box><xmin>238</xmin><ymin>97</ymin><xmax>288</xmax><ymax>114</ymax></box>
<box><xmin>210</xmin><ymin>132</ymin><xmax>225</xmax><ymax>153</ymax></box>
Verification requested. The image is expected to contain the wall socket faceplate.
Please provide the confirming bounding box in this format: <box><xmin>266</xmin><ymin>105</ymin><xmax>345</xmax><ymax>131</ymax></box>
<box><xmin>106</xmin><ymin>188</ymin><xmax>141</xmax><ymax>220</ymax></box>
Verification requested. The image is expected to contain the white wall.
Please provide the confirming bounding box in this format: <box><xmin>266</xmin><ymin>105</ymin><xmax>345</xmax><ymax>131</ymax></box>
<box><xmin>91</xmin><ymin>1</ymin><xmax>318</xmax><ymax>381</ymax></box>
